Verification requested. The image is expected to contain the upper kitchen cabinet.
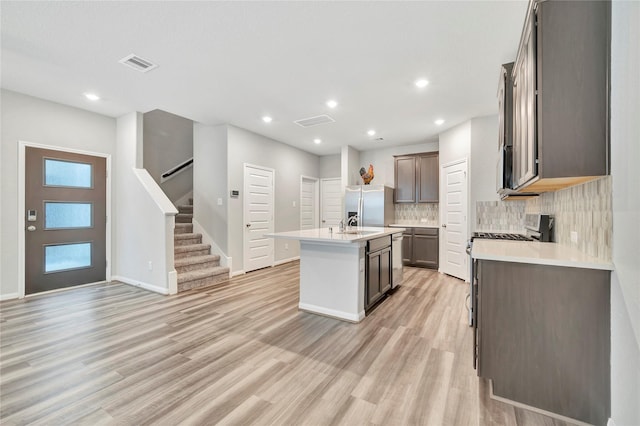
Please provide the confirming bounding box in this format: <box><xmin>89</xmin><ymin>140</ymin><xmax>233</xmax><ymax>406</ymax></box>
<box><xmin>394</xmin><ymin>152</ymin><xmax>439</xmax><ymax>203</ymax></box>
<box><xmin>512</xmin><ymin>0</ymin><xmax>610</xmax><ymax>193</ymax></box>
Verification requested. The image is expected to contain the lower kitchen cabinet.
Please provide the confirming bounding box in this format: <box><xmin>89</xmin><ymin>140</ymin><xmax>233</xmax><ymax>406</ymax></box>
<box><xmin>475</xmin><ymin>260</ymin><xmax>610</xmax><ymax>426</ymax></box>
<box><xmin>402</xmin><ymin>227</ymin><xmax>438</xmax><ymax>269</ymax></box>
<box><xmin>365</xmin><ymin>236</ymin><xmax>391</xmax><ymax>311</ymax></box>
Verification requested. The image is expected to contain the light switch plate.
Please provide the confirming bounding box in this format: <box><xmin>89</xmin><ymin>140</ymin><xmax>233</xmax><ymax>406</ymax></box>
<box><xmin>217</xmin><ymin>198</ymin><xmax>223</xmax><ymax>206</ymax></box>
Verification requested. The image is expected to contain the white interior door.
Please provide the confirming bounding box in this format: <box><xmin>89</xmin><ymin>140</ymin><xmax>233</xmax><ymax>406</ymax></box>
<box><xmin>441</xmin><ymin>159</ymin><xmax>468</xmax><ymax>281</ymax></box>
<box><xmin>320</xmin><ymin>178</ymin><xmax>343</xmax><ymax>228</ymax></box>
<box><xmin>300</xmin><ymin>176</ymin><xmax>318</xmax><ymax>230</ymax></box>
<box><xmin>243</xmin><ymin>164</ymin><xmax>274</xmax><ymax>272</ymax></box>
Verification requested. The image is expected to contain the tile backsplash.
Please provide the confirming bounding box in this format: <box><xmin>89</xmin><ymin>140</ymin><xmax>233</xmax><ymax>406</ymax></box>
<box><xmin>475</xmin><ymin>176</ymin><xmax>612</xmax><ymax>260</ymax></box>
<box><xmin>394</xmin><ymin>203</ymin><xmax>439</xmax><ymax>226</ymax></box>
<box><xmin>476</xmin><ymin>200</ymin><xmax>527</xmax><ymax>233</ymax></box>
<box><xmin>525</xmin><ymin>176</ymin><xmax>612</xmax><ymax>259</ymax></box>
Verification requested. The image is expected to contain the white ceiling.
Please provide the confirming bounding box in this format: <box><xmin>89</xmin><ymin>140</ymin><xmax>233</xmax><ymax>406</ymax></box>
<box><xmin>1</xmin><ymin>1</ymin><xmax>527</xmax><ymax>155</ymax></box>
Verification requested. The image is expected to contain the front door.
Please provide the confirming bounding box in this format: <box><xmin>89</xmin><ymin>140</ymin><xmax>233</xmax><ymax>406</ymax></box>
<box><xmin>25</xmin><ymin>147</ymin><xmax>107</xmax><ymax>294</ymax></box>
<box><xmin>243</xmin><ymin>164</ymin><xmax>274</xmax><ymax>273</ymax></box>
<box><xmin>441</xmin><ymin>159</ymin><xmax>468</xmax><ymax>281</ymax></box>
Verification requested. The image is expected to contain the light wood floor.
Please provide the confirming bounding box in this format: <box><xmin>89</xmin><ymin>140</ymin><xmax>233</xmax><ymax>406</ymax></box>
<box><xmin>0</xmin><ymin>263</ymin><xmax>575</xmax><ymax>425</ymax></box>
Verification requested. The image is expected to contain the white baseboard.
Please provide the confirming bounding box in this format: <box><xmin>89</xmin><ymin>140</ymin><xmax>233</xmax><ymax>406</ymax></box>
<box><xmin>0</xmin><ymin>293</ymin><xmax>19</xmax><ymax>301</ymax></box>
<box><xmin>298</xmin><ymin>302</ymin><xmax>364</xmax><ymax>323</ymax></box>
<box><xmin>274</xmin><ymin>256</ymin><xmax>300</xmax><ymax>266</ymax></box>
<box><xmin>232</xmin><ymin>270</ymin><xmax>246</xmax><ymax>277</ymax></box>
<box><xmin>191</xmin><ymin>219</ymin><xmax>231</xmax><ymax>271</ymax></box>
<box><xmin>607</xmin><ymin>418</ymin><xmax>616</xmax><ymax>426</ymax></box>
<box><xmin>113</xmin><ymin>275</ymin><xmax>169</xmax><ymax>295</ymax></box>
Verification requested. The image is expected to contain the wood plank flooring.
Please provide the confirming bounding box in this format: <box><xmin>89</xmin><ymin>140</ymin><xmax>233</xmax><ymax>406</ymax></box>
<box><xmin>0</xmin><ymin>263</ymin><xmax>576</xmax><ymax>425</ymax></box>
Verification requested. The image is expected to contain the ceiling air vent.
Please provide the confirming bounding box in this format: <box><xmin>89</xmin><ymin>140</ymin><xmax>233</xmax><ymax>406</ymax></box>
<box><xmin>294</xmin><ymin>114</ymin><xmax>335</xmax><ymax>128</ymax></box>
<box><xmin>118</xmin><ymin>54</ymin><xmax>158</xmax><ymax>73</ymax></box>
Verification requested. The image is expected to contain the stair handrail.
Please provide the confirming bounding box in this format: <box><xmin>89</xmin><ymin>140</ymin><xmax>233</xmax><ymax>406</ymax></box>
<box><xmin>160</xmin><ymin>157</ymin><xmax>193</xmax><ymax>183</ymax></box>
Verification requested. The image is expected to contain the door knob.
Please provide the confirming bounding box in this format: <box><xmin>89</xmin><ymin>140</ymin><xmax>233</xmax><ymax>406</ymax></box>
<box><xmin>27</xmin><ymin>225</ymin><xmax>36</xmax><ymax>231</ymax></box>
<box><xmin>442</xmin><ymin>224</ymin><xmax>447</xmax><ymax>228</ymax></box>
<box><xmin>246</xmin><ymin>223</ymin><xmax>251</xmax><ymax>228</ymax></box>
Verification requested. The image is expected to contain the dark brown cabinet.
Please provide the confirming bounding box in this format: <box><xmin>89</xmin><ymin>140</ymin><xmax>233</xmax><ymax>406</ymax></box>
<box><xmin>512</xmin><ymin>0</ymin><xmax>610</xmax><ymax>193</ymax></box>
<box><xmin>394</xmin><ymin>152</ymin><xmax>438</xmax><ymax>203</ymax></box>
<box><xmin>365</xmin><ymin>236</ymin><xmax>392</xmax><ymax>311</ymax></box>
<box><xmin>475</xmin><ymin>260</ymin><xmax>610</xmax><ymax>425</ymax></box>
<box><xmin>401</xmin><ymin>227</ymin><xmax>438</xmax><ymax>269</ymax></box>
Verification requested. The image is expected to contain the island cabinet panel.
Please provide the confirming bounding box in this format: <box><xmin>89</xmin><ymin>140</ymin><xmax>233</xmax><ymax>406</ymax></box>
<box><xmin>365</xmin><ymin>236</ymin><xmax>392</xmax><ymax>311</ymax></box>
<box><xmin>402</xmin><ymin>228</ymin><xmax>438</xmax><ymax>269</ymax></box>
<box><xmin>394</xmin><ymin>152</ymin><xmax>439</xmax><ymax>203</ymax></box>
<box><xmin>476</xmin><ymin>260</ymin><xmax>610</xmax><ymax>426</ymax></box>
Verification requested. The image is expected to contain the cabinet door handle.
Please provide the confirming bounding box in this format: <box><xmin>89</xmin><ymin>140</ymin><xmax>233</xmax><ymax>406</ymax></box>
<box><xmin>442</xmin><ymin>224</ymin><xmax>447</xmax><ymax>228</ymax></box>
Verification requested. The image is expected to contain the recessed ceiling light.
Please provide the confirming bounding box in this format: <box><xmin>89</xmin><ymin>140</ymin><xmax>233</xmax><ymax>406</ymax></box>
<box><xmin>262</xmin><ymin>116</ymin><xmax>273</xmax><ymax>123</ymax></box>
<box><xmin>415</xmin><ymin>79</ymin><xmax>429</xmax><ymax>88</ymax></box>
<box><xmin>367</xmin><ymin>130</ymin><xmax>376</xmax><ymax>136</ymax></box>
<box><xmin>435</xmin><ymin>119</ymin><xmax>445</xmax><ymax>126</ymax></box>
<box><xmin>313</xmin><ymin>138</ymin><xmax>322</xmax><ymax>144</ymax></box>
<box><xmin>326</xmin><ymin>100</ymin><xmax>338</xmax><ymax>109</ymax></box>
<box><xmin>84</xmin><ymin>92</ymin><xmax>100</xmax><ymax>101</ymax></box>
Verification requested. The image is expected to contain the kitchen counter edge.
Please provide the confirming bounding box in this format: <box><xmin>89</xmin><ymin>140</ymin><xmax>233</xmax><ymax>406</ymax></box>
<box><xmin>265</xmin><ymin>227</ymin><xmax>405</xmax><ymax>244</ymax></box>
<box><xmin>471</xmin><ymin>239</ymin><xmax>613</xmax><ymax>271</ymax></box>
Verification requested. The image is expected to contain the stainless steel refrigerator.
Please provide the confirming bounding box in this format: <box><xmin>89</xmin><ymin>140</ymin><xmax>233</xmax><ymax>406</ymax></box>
<box><xmin>344</xmin><ymin>185</ymin><xmax>395</xmax><ymax>227</ymax></box>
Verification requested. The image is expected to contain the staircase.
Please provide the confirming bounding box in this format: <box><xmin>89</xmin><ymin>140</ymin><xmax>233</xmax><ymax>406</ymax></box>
<box><xmin>174</xmin><ymin>200</ymin><xmax>229</xmax><ymax>292</ymax></box>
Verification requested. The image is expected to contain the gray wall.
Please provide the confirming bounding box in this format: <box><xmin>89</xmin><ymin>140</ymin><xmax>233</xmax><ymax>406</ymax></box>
<box><xmin>319</xmin><ymin>154</ymin><xmax>341</xmax><ymax>178</ymax></box>
<box><xmin>0</xmin><ymin>90</ymin><xmax>116</xmax><ymax>298</ymax></box>
<box><xmin>143</xmin><ymin>109</ymin><xmax>193</xmax><ymax>203</ymax></box>
<box><xmin>227</xmin><ymin>125</ymin><xmax>320</xmax><ymax>273</ymax></box>
<box><xmin>470</xmin><ymin>115</ymin><xmax>501</xmax><ymax>229</ymax></box>
<box><xmin>610</xmin><ymin>1</ymin><xmax>640</xmax><ymax>424</ymax></box>
<box><xmin>193</xmin><ymin>123</ymin><xmax>229</xmax><ymax>253</ymax></box>
<box><xmin>359</xmin><ymin>141</ymin><xmax>439</xmax><ymax>188</ymax></box>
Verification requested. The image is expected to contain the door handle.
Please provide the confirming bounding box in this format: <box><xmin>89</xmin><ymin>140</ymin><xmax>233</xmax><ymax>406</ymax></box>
<box><xmin>27</xmin><ymin>225</ymin><xmax>36</xmax><ymax>231</ymax></box>
<box><xmin>246</xmin><ymin>223</ymin><xmax>251</xmax><ymax>228</ymax></box>
<box><xmin>442</xmin><ymin>224</ymin><xmax>447</xmax><ymax>228</ymax></box>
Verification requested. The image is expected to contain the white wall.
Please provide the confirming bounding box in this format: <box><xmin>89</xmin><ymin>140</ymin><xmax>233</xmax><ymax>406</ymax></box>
<box><xmin>193</xmin><ymin>123</ymin><xmax>229</xmax><ymax>263</ymax></box>
<box><xmin>227</xmin><ymin>125</ymin><xmax>320</xmax><ymax>273</ymax></box>
<box><xmin>470</xmin><ymin>115</ymin><xmax>501</xmax><ymax>230</ymax></box>
<box><xmin>359</xmin><ymin>141</ymin><xmax>439</xmax><ymax>188</ymax></box>
<box><xmin>0</xmin><ymin>90</ymin><xmax>116</xmax><ymax>299</ymax></box>
<box><xmin>610</xmin><ymin>1</ymin><xmax>640</xmax><ymax>424</ymax></box>
<box><xmin>113</xmin><ymin>113</ymin><xmax>178</xmax><ymax>294</ymax></box>
<box><xmin>319</xmin><ymin>154</ymin><xmax>341</xmax><ymax>178</ymax></box>
<box><xmin>143</xmin><ymin>110</ymin><xmax>193</xmax><ymax>203</ymax></box>
<box><xmin>341</xmin><ymin>145</ymin><xmax>361</xmax><ymax>187</ymax></box>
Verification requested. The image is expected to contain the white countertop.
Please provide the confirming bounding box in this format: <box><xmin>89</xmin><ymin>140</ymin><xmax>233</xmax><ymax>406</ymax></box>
<box><xmin>266</xmin><ymin>227</ymin><xmax>404</xmax><ymax>244</ymax></box>
<box><xmin>472</xmin><ymin>240</ymin><xmax>614</xmax><ymax>271</ymax></box>
<box><xmin>389</xmin><ymin>223</ymin><xmax>439</xmax><ymax>229</ymax></box>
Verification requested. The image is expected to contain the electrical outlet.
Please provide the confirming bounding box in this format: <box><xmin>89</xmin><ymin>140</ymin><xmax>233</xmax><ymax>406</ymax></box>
<box><xmin>148</xmin><ymin>261</ymin><xmax>153</xmax><ymax>271</ymax></box>
<box><xmin>571</xmin><ymin>231</ymin><xmax>578</xmax><ymax>244</ymax></box>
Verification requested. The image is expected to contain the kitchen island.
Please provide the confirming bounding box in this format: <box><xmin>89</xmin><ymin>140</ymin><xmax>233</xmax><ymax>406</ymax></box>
<box><xmin>266</xmin><ymin>227</ymin><xmax>404</xmax><ymax>322</ymax></box>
